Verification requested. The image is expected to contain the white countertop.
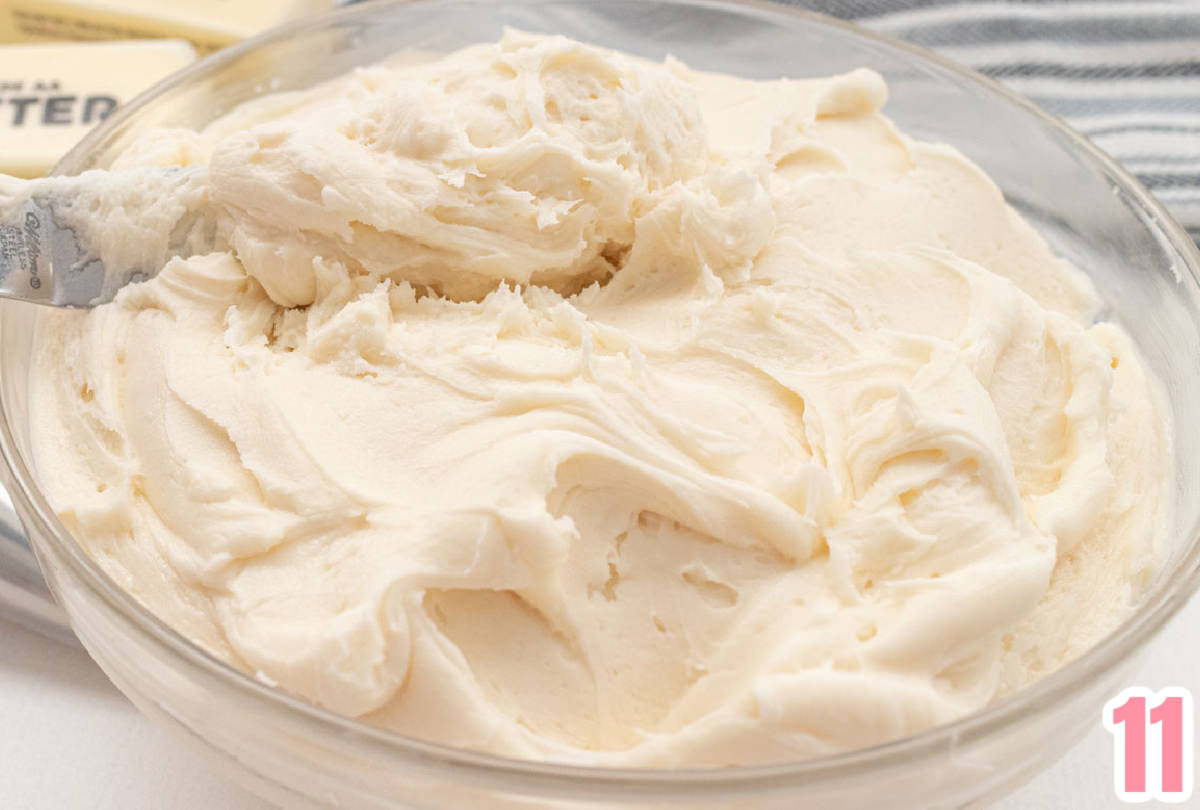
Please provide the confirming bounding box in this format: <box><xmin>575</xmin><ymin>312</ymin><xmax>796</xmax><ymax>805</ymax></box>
<box><xmin>2</xmin><ymin>597</ymin><xmax>1198</xmax><ymax>809</ymax></box>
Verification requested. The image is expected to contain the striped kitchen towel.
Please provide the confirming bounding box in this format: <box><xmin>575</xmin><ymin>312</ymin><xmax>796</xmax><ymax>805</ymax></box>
<box><xmin>778</xmin><ymin>0</ymin><xmax>1200</xmax><ymax>245</ymax></box>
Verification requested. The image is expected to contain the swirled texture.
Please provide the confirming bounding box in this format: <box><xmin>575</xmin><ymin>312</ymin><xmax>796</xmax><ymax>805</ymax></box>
<box><xmin>30</xmin><ymin>32</ymin><xmax>1169</xmax><ymax>765</ymax></box>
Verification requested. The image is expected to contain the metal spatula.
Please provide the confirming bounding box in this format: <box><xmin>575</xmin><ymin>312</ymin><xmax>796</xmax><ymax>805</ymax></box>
<box><xmin>0</xmin><ymin>169</ymin><xmax>214</xmax><ymax>308</ymax></box>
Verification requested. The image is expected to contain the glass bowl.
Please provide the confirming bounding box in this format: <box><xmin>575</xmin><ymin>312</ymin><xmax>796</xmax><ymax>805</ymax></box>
<box><xmin>2</xmin><ymin>1</ymin><xmax>1199</xmax><ymax>807</ymax></box>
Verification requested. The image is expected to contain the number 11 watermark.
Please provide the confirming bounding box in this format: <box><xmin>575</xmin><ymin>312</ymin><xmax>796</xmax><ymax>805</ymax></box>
<box><xmin>1103</xmin><ymin>687</ymin><xmax>1194</xmax><ymax>803</ymax></box>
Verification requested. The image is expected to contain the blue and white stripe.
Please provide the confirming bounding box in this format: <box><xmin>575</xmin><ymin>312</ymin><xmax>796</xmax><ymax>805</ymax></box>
<box><xmin>782</xmin><ymin>0</ymin><xmax>1200</xmax><ymax>244</ymax></box>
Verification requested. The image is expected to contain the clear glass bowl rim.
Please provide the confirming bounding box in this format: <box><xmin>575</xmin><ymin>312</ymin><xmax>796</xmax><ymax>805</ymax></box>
<box><xmin>5</xmin><ymin>0</ymin><xmax>1200</xmax><ymax>798</ymax></box>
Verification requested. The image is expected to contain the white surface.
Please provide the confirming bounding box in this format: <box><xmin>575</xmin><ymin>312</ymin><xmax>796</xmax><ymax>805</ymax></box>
<box><xmin>1</xmin><ymin>597</ymin><xmax>1198</xmax><ymax>809</ymax></box>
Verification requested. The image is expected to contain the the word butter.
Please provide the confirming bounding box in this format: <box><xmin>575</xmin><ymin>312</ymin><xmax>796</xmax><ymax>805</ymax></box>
<box><xmin>0</xmin><ymin>39</ymin><xmax>195</xmax><ymax>177</ymax></box>
<box><xmin>0</xmin><ymin>0</ymin><xmax>333</xmax><ymax>53</ymax></box>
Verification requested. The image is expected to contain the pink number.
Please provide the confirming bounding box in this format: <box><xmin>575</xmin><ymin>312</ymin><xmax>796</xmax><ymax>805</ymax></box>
<box><xmin>1112</xmin><ymin>695</ymin><xmax>1147</xmax><ymax>793</ymax></box>
<box><xmin>1150</xmin><ymin>696</ymin><xmax>1184</xmax><ymax>794</ymax></box>
<box><xmin>1105</xmin><ymin>687</ymin><xmax>1194</xmax><ymax>801</ymax></box>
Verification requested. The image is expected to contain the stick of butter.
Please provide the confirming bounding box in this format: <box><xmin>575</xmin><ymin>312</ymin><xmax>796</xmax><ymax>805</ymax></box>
<box><xmin>0</xmin><ymin>0</ymin><xmax>333</xmax><ymax>52</ymax></box>
<box><xmin>0</xmin><ymin>39</ymin><xmax>196</xmax><ymax>177</ymax></box>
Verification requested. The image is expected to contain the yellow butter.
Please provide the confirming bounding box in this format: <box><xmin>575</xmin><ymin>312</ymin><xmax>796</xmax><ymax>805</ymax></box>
<box><xmin>0</xmin><ymin>0</ymin><xmax>333</xmax><ymax>52</ymax></box>
<box><xmin>0</xmin><ymin>39</ymin><xmax>196</xmax><ymax>177</ymax></box>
